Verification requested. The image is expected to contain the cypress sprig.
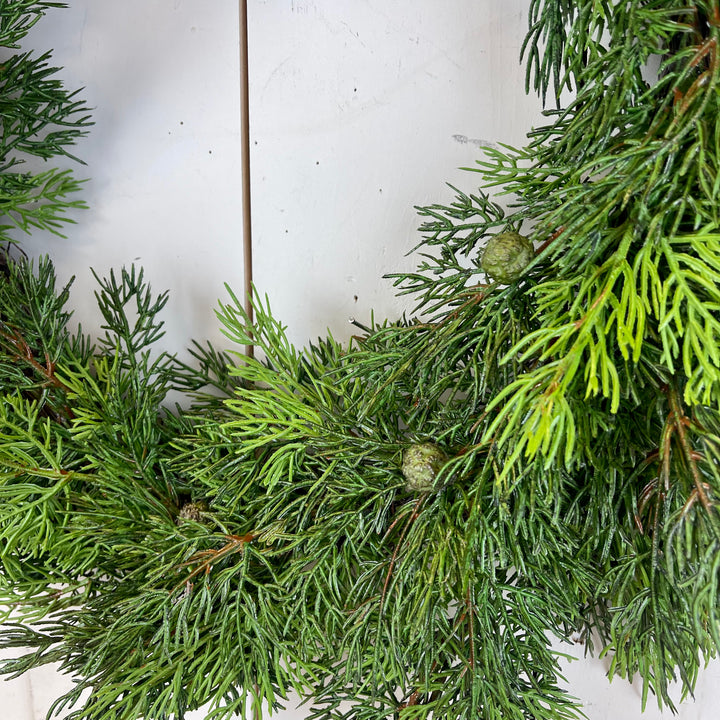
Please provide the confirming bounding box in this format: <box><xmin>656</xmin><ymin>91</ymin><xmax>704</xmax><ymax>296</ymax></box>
<box><xmin>0</xmin><ymin>1</ymin><xmax>92</xmax><ymax>243</ymax></box>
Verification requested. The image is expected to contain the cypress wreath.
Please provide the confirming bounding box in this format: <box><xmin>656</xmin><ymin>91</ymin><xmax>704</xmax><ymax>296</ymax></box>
<box><xmin>3</xmin><ymin>2</ymin><xmax>720</xmax><ymax>720</ymax></box>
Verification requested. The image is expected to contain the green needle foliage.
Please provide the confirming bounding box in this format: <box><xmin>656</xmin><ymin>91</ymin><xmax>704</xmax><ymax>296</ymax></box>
<box><xmin>0</xmin><ymin>1</ymin><xmax>92</xmax><ymax>243</ymax></box>
<box><xmin>3</xmin><ymin>1</ymin><xmax>720</xmax><ymax>719</ymax></box>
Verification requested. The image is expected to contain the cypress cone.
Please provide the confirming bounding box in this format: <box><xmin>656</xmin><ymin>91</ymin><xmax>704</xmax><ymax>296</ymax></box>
<box><xmin>401</xmin><ymin>442</ymin><xmax>448</xmax><ymax>493</ymax></box>
<box><xmin>479</xmin><ymin>231</ymin><xmax>534</xmax><ymax>283</ymax></box>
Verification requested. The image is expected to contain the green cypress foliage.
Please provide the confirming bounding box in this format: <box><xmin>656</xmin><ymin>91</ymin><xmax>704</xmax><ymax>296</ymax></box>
<box><xmin>3</xmin><ymin>2</ymin><xmax>720</xmax><ymax>719</ymax></box>
<box><xmin>0</xmin><ymin>1</ymin><xmax>91</xmax><ymax>243</ymax></box>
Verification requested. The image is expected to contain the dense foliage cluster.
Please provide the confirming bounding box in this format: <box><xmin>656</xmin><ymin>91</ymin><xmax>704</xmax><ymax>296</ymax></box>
<box><xmin>2</xmin><ymin>2</ymin><xmax>720</xmax><ymax>719</ymax></box>
<box><xmin>0</xmin><ymin>1</ymin><xmax>90</xmax><ymax>242</ymax></box>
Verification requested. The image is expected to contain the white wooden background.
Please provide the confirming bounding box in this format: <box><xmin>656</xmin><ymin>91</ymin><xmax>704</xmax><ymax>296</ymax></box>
<box><xmin>2</xmin><ymin>1</ymin><xmax>720</xmax><ymax>717</ymax></box>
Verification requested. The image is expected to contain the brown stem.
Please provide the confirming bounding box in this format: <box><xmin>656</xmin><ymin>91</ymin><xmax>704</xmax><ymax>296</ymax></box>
<box><xmin>397</xmin><ymin>661</ymin><xmax>438</xmax><ymax>714</ymax></box>
<box><xmin>466</xmin><ymin>586</ymin><xmax>476</xmax><ymax>673</ymax></box>
<box><xmin>0</xmin><ymin>326</ymin><xmax>70</xmax><ymax>390</ymax></box>
<box><xmin>655</xmin><ymin>386</ymin><xmax>712</xmax><ymax>514</ymax></box>
<box><xmin>535</xmin><ymin>226</ymin><xmax>565</xmax><ymax>256</ymax></box>
<box><xmin>380</xmin><ymin>496</ymin><xmax>425</xmax><ymax>613</ymax></box>
<box><xmin>0</xmin><ymin>325</ymin><xmax>75</xmax><ymax>420</ymax></box>
<box><xmin>173</xmin><ymin>533</ymin><xmax>256</xmax><ymax>592</ymax></box>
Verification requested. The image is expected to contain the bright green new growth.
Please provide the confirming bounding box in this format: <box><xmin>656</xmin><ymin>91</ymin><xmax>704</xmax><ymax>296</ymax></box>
<box><xmin>3</xmin><ymin>2</ymin><xmax>720</xmax><ymax>720</ymax></box>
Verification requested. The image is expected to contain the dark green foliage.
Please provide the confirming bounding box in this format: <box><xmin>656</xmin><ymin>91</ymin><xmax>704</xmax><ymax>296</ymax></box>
<box><xmin>4</xmin><ymin>2</ymin><xmax>720</xmax><ymax>720</ymax></box>
<box><xmin>0</xmin><ymin>1</ymin><xmax>91</xmax><ymax>242</ymax></box>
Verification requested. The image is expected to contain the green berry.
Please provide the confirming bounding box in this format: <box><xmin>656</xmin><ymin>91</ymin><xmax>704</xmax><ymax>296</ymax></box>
<box><xmin>401</xmin><ymin>442</ymin><xmax>448</xmax><ymax>493</ymax></box>
<box><xmin>480</xmin><ymin>231</ymin><xmax>534</xmax><ymax>283</ymax></box>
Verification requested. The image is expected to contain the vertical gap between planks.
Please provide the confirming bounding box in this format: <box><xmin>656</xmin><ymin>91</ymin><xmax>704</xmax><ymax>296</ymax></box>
<box><xmin>239</xmin><ymin>0</ymin><xmax>254</xmax><ymax>358</ymax></box>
